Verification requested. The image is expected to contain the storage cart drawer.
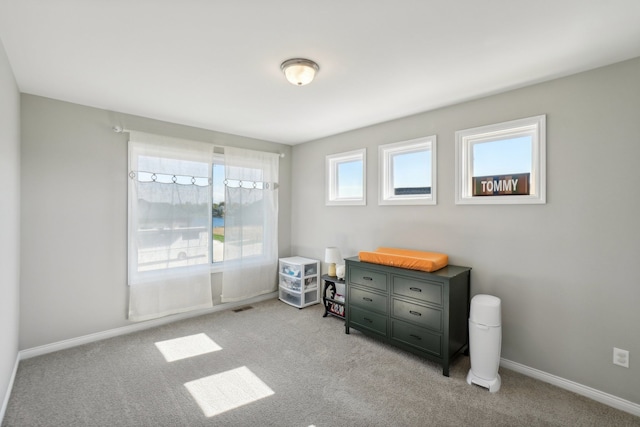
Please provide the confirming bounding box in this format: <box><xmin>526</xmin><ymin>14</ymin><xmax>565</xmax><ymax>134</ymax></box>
<box><xmin>279</xmin><ymin>288</ymin><xmax>301</xmax><ymax>307</ymax></box>
<box><xmin>304</xmin><ymin>289</ymin><xmax>318</xmax><ymax>305</ymax></box>
<box><xmin>280</xmin><ymin>262</ymin><xmax>301</xmax><ymax>277</ymax></box>
<box><xmin>280</xmin><ymin>275</ymin><xmax>302</xmax><ymax>292</ymax></box>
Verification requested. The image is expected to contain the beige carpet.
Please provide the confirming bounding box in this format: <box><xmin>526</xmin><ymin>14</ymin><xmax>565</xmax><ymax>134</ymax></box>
<box><xmin>3</xmin><ymin>298</ymin><xmax>639</xmax><ymax>426</ymax></box>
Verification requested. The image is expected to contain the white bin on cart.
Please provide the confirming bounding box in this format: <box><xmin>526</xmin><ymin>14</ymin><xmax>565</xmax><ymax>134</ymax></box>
<box><xmin>466</xmin><ymin>294</ymin><xmax>502</xmax><ymax>392</ymax></box>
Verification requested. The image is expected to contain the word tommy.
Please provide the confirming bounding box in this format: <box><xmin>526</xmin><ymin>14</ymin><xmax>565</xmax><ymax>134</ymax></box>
<box><xmin>480</xmin><ymin>178</ymin><xmax>518</xmax><ymax>193</ymax></box>
<box><xmin>472</xmin><ymin>172</ymin><xmax>530</xmax><ymax>196</ymax></box>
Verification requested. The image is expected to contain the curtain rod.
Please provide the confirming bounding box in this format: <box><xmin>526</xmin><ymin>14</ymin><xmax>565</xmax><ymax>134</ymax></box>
<box><xmin>112</xmin><ymin>126</ymin><xmax>285</xmax><ymax>158</ymax></box>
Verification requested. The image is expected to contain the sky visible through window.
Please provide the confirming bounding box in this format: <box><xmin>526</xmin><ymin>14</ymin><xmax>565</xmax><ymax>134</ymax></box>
<box><xmin>392</xmin><ymin>150</ymin><xmax>431</xmax><ymax>188</ymax></box>
<box><xmin>472</xmin><ymin>136</ymin><xmax>532</xmax><ymax>177</ymax></box>
<box><xmin>213</xmin><ymin>163</ymin><xmax>225</xmax><ymax>205</ymax></box>
<box><xmin>337</xmin><ymin>160</ymin><xmax>363</xmax><ymax>198</ymax></box>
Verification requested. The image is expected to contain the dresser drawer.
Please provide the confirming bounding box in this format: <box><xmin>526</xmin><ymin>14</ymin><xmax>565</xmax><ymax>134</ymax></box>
<box><xmin>349</xmin><ymin>287</ymin><xmax>388</xmax><ymax>314</ymax></box>
<box><xmin>350</xmin><ymin>267</ymin><xmax>388</xmax><ymax>292</ymax></box>
<box><xmin>392</xmin><ymin>276</ymin><xmax>442</xmax><ymax>306</ymax></box>
<box><xmin>392</xmin><ymin>299</ymin><xmax>442</xmax><ymax>332</ymax></box>
<box><xmin>350</xmin><ymin>306</ymin><xmax>387</xmax><ymax>336</ymax></box>
<box><xmin>391</xmin><ymin>320</ymin><xmax>441</xmax><ymax>356</ymax></box>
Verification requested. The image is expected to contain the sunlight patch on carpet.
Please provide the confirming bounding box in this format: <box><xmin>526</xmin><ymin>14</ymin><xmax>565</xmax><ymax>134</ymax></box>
<box><xmin>155</xmin><ymin>333</ymin><xmax>222</xmax><ymax>362</ymax></box>
<box><xmin>185</xmin><ymin>366</ymin><xmax>275</xmax><ymax>417</ymax></box>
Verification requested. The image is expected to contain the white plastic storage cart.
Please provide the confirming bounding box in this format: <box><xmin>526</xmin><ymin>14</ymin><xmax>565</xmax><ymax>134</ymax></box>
<box><xmin>278</xmin><ymin>256</ymin><xmax>320</xmax><ymax>308</ymax></box>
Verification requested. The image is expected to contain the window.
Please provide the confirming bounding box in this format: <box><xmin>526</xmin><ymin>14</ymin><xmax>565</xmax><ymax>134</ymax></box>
<box><xmin>127</xmin><ymin>133</ymin><xmax>215</xmax><ymax>321</ymax></box>
<box><xmin>212</xmin><ymin>155</ymin><xmax>272</xmax><ymax>264</ymax></box>
<box><xmin>326</xmin><ymin>149</ymin><xmax>366</xmax><ymax>206</ymax></box>
<box><xmin>128</xmin><ymin>133</ymin><xmax>280</xmax><ymax>320</ymax></box>
<box><xmin>212</xmin><ymin>158</ymin><xmax>225</xmax><ymax>263</ymax></box>
<box><xmin>455</xmin><ymin>115</ymin><xmax>546</xmax><ymax>204</ymax></box>
<box><xmin>131</xmin><ymin>154</ymin><xmax>213</xmax><ymax>274</ymax></box>
<box><xmin>128</xmin><ymin>139</ymin><xmax>280</xmax><ymax>274</ymax></box>
<box><xmin>132</xmin><ymin>154</ymin><xmax>226</xmax><ymax>269</ymax></box>
<box><xmin>379</xmin><ymin>136</ymin><xmax>436</xmax><ymax>205</ymax></box>
<box><xmin>220</xmin><ymin>146</ymin><xmax>279</xmax><ymax>302</ymax></box>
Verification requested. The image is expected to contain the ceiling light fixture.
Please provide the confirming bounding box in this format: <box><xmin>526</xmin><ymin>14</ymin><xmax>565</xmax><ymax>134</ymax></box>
<box><xmin>280</xmin><ymin>58</ymin><xmax>319</xmax><ymax>86</ymax></box>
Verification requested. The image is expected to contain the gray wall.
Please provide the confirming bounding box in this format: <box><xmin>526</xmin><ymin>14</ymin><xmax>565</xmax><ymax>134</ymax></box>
<box><xmin>291</xmin><ymin>58</ymin><xmax>640</xmax><ymax>404</ymax></box>
<box><xmin>19</xmin><ymin>94</ymin><xmax>292</xmax><ymax>350</ymax></box>
<box><xmin>0</xmin><ymin>39</ymin><xmax>20</xmax><ymax>413</ymax></box>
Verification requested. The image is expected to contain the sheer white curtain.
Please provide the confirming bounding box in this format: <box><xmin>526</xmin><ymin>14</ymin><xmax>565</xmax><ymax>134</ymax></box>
<box><xmin>128</xmin><ymin>132</ymin><xmax>214</xmax><ymax>321</ymax></box>
<box><xmin>221</xmin><ymin>147</ymin><xmax>279</xmax><ymax>302</ymax></box>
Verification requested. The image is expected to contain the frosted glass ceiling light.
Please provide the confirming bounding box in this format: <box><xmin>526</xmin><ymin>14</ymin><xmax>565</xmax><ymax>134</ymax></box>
<box><xmin>281</xmin><ymin>58</ymin><xmax>319</xmax><ymax>86</ymax></box>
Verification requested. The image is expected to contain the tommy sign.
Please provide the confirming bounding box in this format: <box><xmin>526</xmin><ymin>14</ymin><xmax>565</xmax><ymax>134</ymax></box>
<box><xmin>473</xmin><ymin>173</ymin><xmax>530</xmax><ymax>196</ymax></box>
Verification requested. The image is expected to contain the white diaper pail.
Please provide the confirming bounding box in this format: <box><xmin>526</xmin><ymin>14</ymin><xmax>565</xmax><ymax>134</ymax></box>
<box><xmin>466</xmin><ymin>294</ymin><xmax>502</xmax><ymax>392</ymax></box>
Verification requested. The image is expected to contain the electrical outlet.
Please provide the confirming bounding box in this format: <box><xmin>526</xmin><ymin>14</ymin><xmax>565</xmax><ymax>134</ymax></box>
<box><xmin>613</xmin><ymin>347</ymin><xmax>629</xmax><ymax>368</ymax></box>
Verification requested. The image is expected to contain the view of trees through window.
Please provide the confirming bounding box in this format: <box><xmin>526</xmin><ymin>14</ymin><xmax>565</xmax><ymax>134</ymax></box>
<box><xmin>212</xmin><ymin>160</ymin><xmax>270</xmax><ymax>264</ymax></box>
<box><xmin>212</xmin><ymin>162</ymin><xmax>225</xmax><ymax>263</ymax></box>
<box><xmin>132</xmin><ymin>152</ymin><xmax>273</xmax><ymax>272</ymax></box>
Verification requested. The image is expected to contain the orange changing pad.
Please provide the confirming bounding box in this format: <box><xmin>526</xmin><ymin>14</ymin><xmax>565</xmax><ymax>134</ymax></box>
<box><xmin>358</xmin><ymin>247</ymin><xmax>448</xmax><ymax>272</ymax></box>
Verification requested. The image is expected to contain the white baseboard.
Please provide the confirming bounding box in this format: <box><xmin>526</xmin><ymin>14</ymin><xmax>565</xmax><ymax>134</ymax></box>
<box><xmin>0</xmin><ymin>353</ymin><xmax>20</xmax><ymax>425</ymax></box>
<box><xmin>500</xmin><ymin>358</ymin><xmax>640</xmax><ymax>417</ymax></box>
<box><xmin>20</xmin><ymin>292</ymin><xmax>277</xmax><ymax>360</ymax></box>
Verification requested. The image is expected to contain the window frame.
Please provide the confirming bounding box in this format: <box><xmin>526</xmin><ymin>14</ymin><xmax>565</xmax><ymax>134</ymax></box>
<box><xmin>378</xmin><ymin>136</ymin><xmax>437</xmax><ymax>206</ymax></box>
<box><xmin>325</xmin><ymin>148</ymin><xmax>367</xmax><ymax>206</ymax></box>
<box><xmin>455</xmin><ymin>115</ymin><xmax>546</xmax><ymax>205</ymax></box>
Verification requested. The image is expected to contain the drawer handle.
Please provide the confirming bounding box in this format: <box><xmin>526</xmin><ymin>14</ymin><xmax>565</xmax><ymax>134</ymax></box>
<box><xmin>363</xmin><ymin>276</ymin><xmax>373</xmax><ymax>281</ymax></box>
<box><xmin>363</xmin><ymin>317</ymin><xmax>373</xmax><ymax>323</ymax></box>
<box><xmin>409</xmin><ymin>334</ymin><xmax>422</xmax><ymax>340</ymax></box>
<box><xmin>409</xmin><ymin>310</ymin><xmax>422</xmax><ymax>316</ymax></box>
<box><xmin>409</xmin><ymin>287</ymin><xmax>422</xmax><ymax>292</ymax></box>
<box><xmin>363</xmin><ymin>297</ymin><xmax>373</xmax><ymax>302</ymax></box>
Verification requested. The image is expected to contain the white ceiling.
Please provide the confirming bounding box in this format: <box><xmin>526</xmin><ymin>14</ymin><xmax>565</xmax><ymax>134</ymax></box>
<box><xmin>1</xmin><ymin>1</ymin><xmax>639</xmax><ymax>145</ymax></box>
